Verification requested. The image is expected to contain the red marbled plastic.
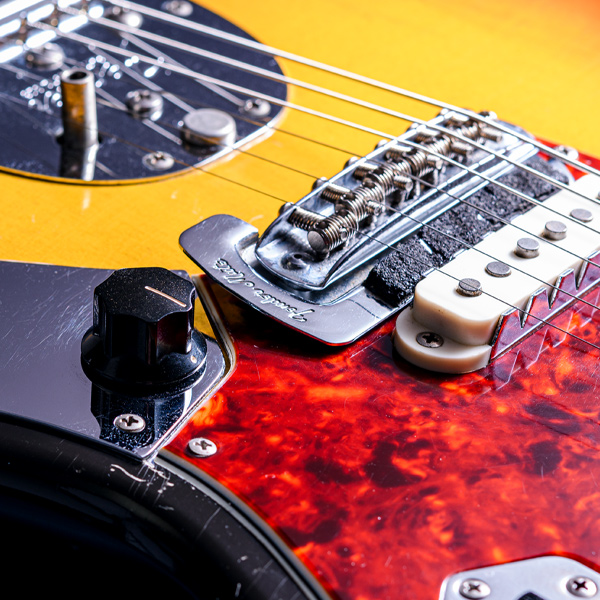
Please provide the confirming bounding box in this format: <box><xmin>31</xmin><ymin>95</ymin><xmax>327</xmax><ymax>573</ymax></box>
<box><xmin>169</xmin><ymin>152</ymin><xmax>600</xmax><ymax>600</ymax></box>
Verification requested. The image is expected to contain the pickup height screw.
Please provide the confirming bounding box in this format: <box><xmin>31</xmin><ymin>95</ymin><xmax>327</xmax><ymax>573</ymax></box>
<box><xmin>571</xmin><ymin>208</ymin><xmax>593</xmax><ymax>223</ymax></box>
<box><xmin>485</xmin><ymin>261</ymin><xmax>511</xmax><ymax>277</ymax></box>
<box><xmin>162</xmin><ymin>0</ymin><xmax>193</xmax><ymax>16</ymax></box>
<box><xmin>544</xmin><ymin>220</ymin><xmax>567</xmax><ymax>240</ymax></box>
<box><xmin>457</xmin><ymin>278</ymin><xmax>482</xmax><ymax>296</ymax></box>
<box><xmin>188</xmin><ymin>437</ymin><xmax>217</xmax><ymax>458</ymax></box>
<box><xmin>566</xmin><ymin>576</ymin><xmax>597</xmax><ymax>597</ymax></box>
<box><xmin>114</xmin><ymin>414</ymin><xmax>146</xmax><ymax>433</ymax></box>
<box><xmin>416</xmin><ymin>332</ymin><xmax>444</xmax><ymax>348</ymax></box>
<box><xmin>459</xmin><ymin>578</ymin><xmax>491</xmax><ymax>599</ymax></box>
<box><xmin>515</xmin><ymin>237</ymin><xmax>540</xmax><ymax>258</ymax></box>
<box><xmin>143</xmin><ymin>151</ymin><xmax>174</xmax><ymax>171</ymax></box>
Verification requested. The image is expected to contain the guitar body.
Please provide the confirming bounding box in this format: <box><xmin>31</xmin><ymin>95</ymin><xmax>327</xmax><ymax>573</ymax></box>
<box><xmin>2</xmin><ymin>1</ymin><xmax>600</xmax><ymax>598</ymax></box>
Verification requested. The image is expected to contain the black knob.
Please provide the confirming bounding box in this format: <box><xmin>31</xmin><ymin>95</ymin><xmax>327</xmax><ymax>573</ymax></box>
<box><xmin>81</xmin><ymin>267</ymin><xmax>206</xmax><ymax>392</ymax></box>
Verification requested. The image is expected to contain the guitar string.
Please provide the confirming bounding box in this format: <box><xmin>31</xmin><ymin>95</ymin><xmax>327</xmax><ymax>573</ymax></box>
<box><xmin>57</xmin><ymin>4</ymin><xmax>597</xmax><ymax>205</ymax></box>
<box><xmin>8</xmin><ymin>26</ymin><xmax>600</xmax><ymax>305</ymax></box>
<box><xmin>101</xmin><ymin>0</ymin><xmax>600</xmax><ymax>180</ymax></box>
<box><xmin>64</xmin><ymin>91</ymin><xmax>600</xmax><ymax>318</ymax></box>
<box><xmin>2</xmin><ymin>58</ymin><xmax>594</xmax><ymax>353</ymax></box>
<box><xmin>75</xmin><ymin>111</ymin><xmax>600</xmax><ymax>352</ymax></box>
<box><xmin>29</xmin><ymin>20</ymin><xmax>600</xmax><ymax>238</ymax></box>
<box><xmin>10</xmin><ymin>24</ymin><xmax>600</xmax><ymax>327</ymax></box>
<box><xmin>8</xmin><ymin>38</ymin><xmax>600</xmax><ymax>312</ymax></box>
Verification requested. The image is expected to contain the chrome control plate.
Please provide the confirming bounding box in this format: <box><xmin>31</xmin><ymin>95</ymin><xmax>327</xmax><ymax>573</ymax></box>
<box><xmin>0</xmin><ymin>261</ymin><xmax>226</xmax><ymax>459</ymax></box>
<box><xmin>0</xmin><ymin>0</ymin><xmax>286</xmax><ymax>181</ymax></box>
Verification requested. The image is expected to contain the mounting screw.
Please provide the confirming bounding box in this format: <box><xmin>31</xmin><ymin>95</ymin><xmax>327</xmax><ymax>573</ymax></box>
<box><xmin>162</xmin><ymin>0</ymin><xmax>194</xmax><ymax>16</ymax></box>
<box><xmin>459</xmin><ymin>578</ymin><xmax>491</xmax><ymax>599</ymax></box>
<box><xmin>416</xmin><ymin>331</ymin><xmax>444</xmax><ymax>348</ymax></box>
<box><xmin>241</xmin><ymin>98</ymin><xmax>271</xmax><ymax>118</ymax></box>
<box><xmin>143</xmin><ymin>151</ymin><xmax>174</xmax><ymax>171</ymax></box>
<box><xmin>188</xmin><ymin>437</ymin><xmax>217</xmax><ymax>458</ymax></box>
<box><xmin>25</xmin><ymin>43</ymin><xmax>65</xmax><ymax>70</ymax></box>
<box><xmin>126</xmin><ymin>89</ymin><xmax>164</xmax><ymax>120</ymax></box>
<box><xmin>566</xmin><ymin>576</ymin><xmax>598</xmax><ymax>598</ymax></box>
<box><xmin>554</xmin><ymin>145</ymin><xmax>579</xmax><ymax>161</ymax></box>
<box><xmin>114</xmin><ymin>414</ymin><xmax>146</xmax><ymax>433</ymax></box>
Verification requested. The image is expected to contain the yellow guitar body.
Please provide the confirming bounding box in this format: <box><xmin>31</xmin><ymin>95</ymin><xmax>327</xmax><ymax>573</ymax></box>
<box><xmin>1</xmin><ymin>0</ymin><xmax>599</xmax><ymax>277</ymax></box>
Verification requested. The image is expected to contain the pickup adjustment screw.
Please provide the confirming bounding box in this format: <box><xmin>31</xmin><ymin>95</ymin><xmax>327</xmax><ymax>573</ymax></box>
<box><xmin>544</xmin><ymin>220</ymin><xmax>567</xmax><ymax>240</ymax></box>
<box><xmin>515</xmin><ymin>237</ymin><xmax>540</xmax><ymax>258</ymax></box>
<box><xmin>457</xmin><ymin>278</ymin><xmax>482</xmax><ymax>297</ymax></box>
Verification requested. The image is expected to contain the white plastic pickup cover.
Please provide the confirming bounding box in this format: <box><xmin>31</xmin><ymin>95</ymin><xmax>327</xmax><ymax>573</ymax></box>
<box><xmin>395</xmin><ymin>174</ymin><xmax>600</xmax><ymax>373</ymax></box>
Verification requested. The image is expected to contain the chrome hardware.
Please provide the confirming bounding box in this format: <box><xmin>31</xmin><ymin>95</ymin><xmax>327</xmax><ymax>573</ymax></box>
<box><xmin>126</xmin><ymin>89</ymin><xmax>164</xmax><ymax>120</ymax></box>
<box><xmin>458</xmin><ymin>579</ymin><xmax>490</xmax><ymax>599</ymax></box>
<box><xmin>442</xmin><ymin>556</ymin><xmax>600</xmax><ymax>600</ymax></box>
<box><xmin>143</xmin><ymin>151</ymin><xmax>175</xmax><ymax>170</ymax></box>
<box><xmin>0</xmin><ymin>0</ymin><xmax>286</xmax><ymax>181</ymax></box>
<box><xmin>108</xmin><ymin>7</ymin><xmax>144</xmax><ymax>28</ymax></box>
<box><xmin>60</xmin><ymin>68</ymin><xmax>99</xmax><ymax>150</ymax></box>
<box><xmin>59</xmin><ymin>67</ymin><xmax>99</xmax><ymax>180</ymax></box>
<box><xmin>567</xmin><ymin>577</ymin><xmax>598</xmax><ymax>598</ymax></box>
<box><xmin>351</xmin><ymin>160</ymin><xmax>379</xmax><ymax>180</ymax></box>
<box><xmin>188</xmin><ymin>437</ymin><xmax>218</xmax><ymax>458</ymax></box>
<box><xmin>241</xmin><ymin>98</ymin><xmax>271</xmax><ymax>118</ymax></box>
<box><xmin>0</xmin><ymin>261</ymin><xmax>227</xmax><ymax>459</ymax></box>
<box><xmin>416</xmin><ymin>332</ymin><xmax>444</xmax><ymax>348</ymax></box>
<box><xmin>180</xmin><ymin>108</ymin><xmax>237</xmax><ymax>147</ymax></box>
<box><xmin>319</xmin><ymin>182</ymin><xmax>353</xmax><ymax>203</ymax></box>
<box><xmin>182</xmin><ymin>111</ymin><xmax>538</xmax><ymax>345</ymax></box>
<box><xmin>25</xmin><ymin>43</ymin><xmax>65</xmax><ymax>70</ymax></box>
<box><xmin>162</xmin><ymin>0</ymin><xmax>194</xmax><ymax>16</ymax></box>
<box><xmin>114</xmin><ymin>414</ymin><xmax>146</xmax><ymax>433</ymax></box>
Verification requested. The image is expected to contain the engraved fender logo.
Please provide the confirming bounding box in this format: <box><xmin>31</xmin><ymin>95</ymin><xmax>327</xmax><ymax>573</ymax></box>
<box><xmin>213</xmin><ymin>259</ymin><xmax>315</xmax><ymax>322</ymax></box>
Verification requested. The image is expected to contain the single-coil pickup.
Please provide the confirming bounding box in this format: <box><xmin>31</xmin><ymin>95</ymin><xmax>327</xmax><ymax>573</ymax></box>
<box><xmin>394</xmin><ymin>174</ymin><xmax>600</xmax><ymax>374</ymax></box>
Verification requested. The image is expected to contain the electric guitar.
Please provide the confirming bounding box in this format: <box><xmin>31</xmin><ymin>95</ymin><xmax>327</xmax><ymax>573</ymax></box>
<box><xmin>1</xmin><ymin>1</ymin><xmax>600</xmax><ymax>599</ymax></box>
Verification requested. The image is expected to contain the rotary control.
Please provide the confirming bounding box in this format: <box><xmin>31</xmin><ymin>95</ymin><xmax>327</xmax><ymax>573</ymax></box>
<box><xmin>81</xmin><ymin>267</ymin><xmax>207</xmax><ymax>392</ymax></box>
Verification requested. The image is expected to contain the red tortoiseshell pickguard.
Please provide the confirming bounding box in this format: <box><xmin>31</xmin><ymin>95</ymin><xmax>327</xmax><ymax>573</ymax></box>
<box><xmin>168</xmin><ymin>153</ymin><xmax>600</xmax><ymax>600</ymax></box>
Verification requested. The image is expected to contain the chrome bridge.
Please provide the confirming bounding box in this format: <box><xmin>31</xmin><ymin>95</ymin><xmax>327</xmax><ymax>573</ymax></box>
<box><xmin>181</xmin><ymin>111</ymin><xmax>538</xmax><ymax>345</ymax></box>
